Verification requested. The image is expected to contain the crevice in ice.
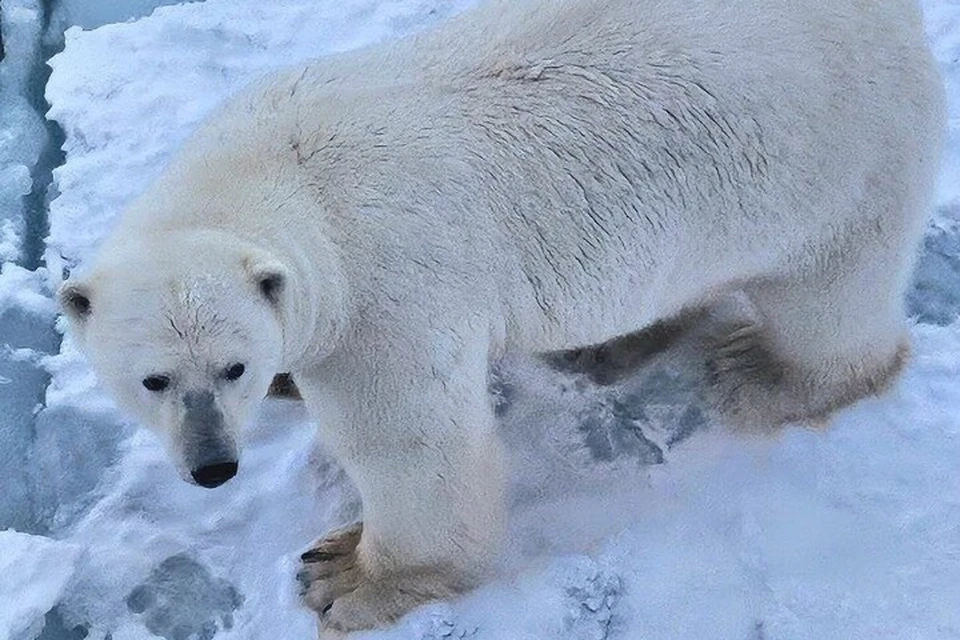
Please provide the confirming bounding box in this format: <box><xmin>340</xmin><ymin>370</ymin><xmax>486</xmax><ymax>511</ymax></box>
<box><xmin>19</xmin><ymin>0</ymin><xmax>65</xmax><ymax>272</ymax></box>
<box><xmin>0</xmin><ymin>0</ymin><xmax>61</xmax><ymax>535</ymax></box>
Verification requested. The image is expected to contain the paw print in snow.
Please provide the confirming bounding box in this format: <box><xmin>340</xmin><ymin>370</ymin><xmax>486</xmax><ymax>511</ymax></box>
<box><xmin>126</xmin><ymin>553</ymin><xmax>243</xmax><ymax>640</ymax></box>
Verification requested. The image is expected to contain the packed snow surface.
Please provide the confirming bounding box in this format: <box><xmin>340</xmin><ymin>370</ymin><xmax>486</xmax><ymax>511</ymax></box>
<box><xmin>0</xmin><ymin>531</ymin><xmax>80</xmax><ymax>640</ymax></box>
<box><xmin>2</xmin><ymin>0</ymin><xmax>957</xmax><ymax>638</ymax></box>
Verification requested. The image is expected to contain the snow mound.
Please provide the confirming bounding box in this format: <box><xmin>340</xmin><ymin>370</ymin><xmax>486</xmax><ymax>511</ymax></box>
<box><xmin>0</xmin><ymin>530</ymin><xmax>81</xmax><ymax>640</ymax></box>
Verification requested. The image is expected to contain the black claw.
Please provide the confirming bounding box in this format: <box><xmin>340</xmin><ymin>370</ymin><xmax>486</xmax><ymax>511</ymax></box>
<box><xmin>301</xmin><ymin>549</ymin><xmax>337</xmax><ymax>563</ymax></box>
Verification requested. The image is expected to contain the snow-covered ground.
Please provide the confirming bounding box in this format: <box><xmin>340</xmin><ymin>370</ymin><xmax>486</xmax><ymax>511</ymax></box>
<box><xmin>2</xmin><ymin>1</ymin><xmax>959</xmax><ymax>639</ymax></box>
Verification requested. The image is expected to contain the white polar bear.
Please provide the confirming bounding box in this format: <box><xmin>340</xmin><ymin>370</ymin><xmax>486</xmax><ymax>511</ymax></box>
<box><xmin>60</xmin><ymin>0</ymin><xmax>944</xmax><ymax>635</ymax></box>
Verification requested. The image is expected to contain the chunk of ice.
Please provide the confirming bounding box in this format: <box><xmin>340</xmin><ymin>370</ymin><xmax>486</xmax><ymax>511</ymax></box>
<box><xmin>0</xmin><ymin>530</ymin><xmax>81</xmax><ymax>640</ymax></box>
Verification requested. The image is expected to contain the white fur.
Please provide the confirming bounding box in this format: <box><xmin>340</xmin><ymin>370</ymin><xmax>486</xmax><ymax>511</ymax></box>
<box><xmin>61</xmin><ymin>0</ymin><xmax>945</xmax><ymax>633</ymax></box>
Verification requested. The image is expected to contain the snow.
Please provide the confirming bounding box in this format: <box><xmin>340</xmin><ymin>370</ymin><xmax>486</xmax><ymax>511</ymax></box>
<box><xmin>0</xmin><ymin>264</ymin><xmax>56</xmax><ymax>318</ymax></box>
<box><xmin>5</xmin><ymin>0</ymin><xmax>958</xmax><ymax>638</ymax></box>
<box><xmin>0</xmin><ymin>531</ymin><xmax>80</xmax><ymax>640</ymax></box>
<box><xmin>41</xmin><ymin>400</ymin><xmax>353</xmax><ymax>640</ymax></box>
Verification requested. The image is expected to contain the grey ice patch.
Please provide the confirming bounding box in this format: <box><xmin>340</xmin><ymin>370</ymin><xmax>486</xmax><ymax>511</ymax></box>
<box><xmin>0</xmin><ymin>302</ymin><xmax>60</xmax><ymax>533</ymax></box>
<box><xmin>533</xmin><ymin>313</ymin><xmax>708</xmax><ymax>465</ymax></box>
<box><xmin>618</xmin><ymin>367</ymin><xmax>707</xmax><ymax>449</ymax></box>
<box><xmin>488</xmin><ymin>365</ymin><xmax>515</xmax><ymax>417</ymax></box>
<box><xmin>35</xmin><ymin>605</ymin><xmax>89</xmax><ymax>640</ymax></box>
<box><xmin>30</xmin><ymin>404</ymin><xmax>129</xmax><ymax>532</ymax></box>
<box><xmin>579</xmin><ymin>367</ymin><xmax>706</xmax><ymax>464</ymax></box>
<box><xmin>907</xmin><ymin>222</ymin><xmax>960</xmax><ymax>326</ymax></box>
<box><xmin>126</xmin><ymin>554</ymin><xmax>243</xmax><ymax>640</ymax></box>
<box><xmin>561</xmin><ymin>562</ymin><xmax>621</xmax><ymax>640</ymax></box>
<box><xmin>578</xmin><ymin>399</ymin><xmax>665</xmax><ymax>464</ymax></box>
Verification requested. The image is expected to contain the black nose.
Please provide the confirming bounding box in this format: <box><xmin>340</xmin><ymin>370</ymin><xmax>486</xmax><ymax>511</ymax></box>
<box><xmin>191</xmin><ymin>461</ymin><xmax>238</xmax><ymax>488</ymax></box>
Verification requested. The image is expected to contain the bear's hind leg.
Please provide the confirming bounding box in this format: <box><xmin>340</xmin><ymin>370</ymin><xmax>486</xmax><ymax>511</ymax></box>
<box><xmin>544</xmin><ymin>310</ymin><xmax>702</xmax><ymax>385</ymax></box>
<box><xmin>707</xmin><ymin>231</ymin><xmax>915</xmax><ymax>430</ymax></box>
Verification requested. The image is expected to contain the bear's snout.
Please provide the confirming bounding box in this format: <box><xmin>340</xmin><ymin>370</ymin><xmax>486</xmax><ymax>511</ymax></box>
<box><xmin>181</xmin><ymin>390</ymin><xmax>239</xmax><ymax>488</ymax></box>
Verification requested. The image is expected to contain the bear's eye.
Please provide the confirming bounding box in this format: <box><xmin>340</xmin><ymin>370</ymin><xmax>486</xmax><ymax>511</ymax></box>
<box><xmin>224</xmin><ymin>363</ymin><xmax>245</xmax><ymax>381</ymax></box>
<box><xmin>142</xmin><ymin>375</ymin><xmax>170</xmax><ymax>392</ymax></box>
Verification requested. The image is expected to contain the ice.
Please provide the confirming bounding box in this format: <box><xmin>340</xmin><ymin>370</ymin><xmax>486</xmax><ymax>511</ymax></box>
<box><xmin>907</xmin><ymin>216</ymin><xmax>960</xmax><ymax>326</ymax></box>
<box><xmin>1</xmin><ymin>0</ymin><xmax>217</xmax><ymax>541</ymax></box>
<box><xmin>0</xmin><ymin>166</ymin><xmax>32</xmax><ymax>263</ymax></box>
<box><xmin>0</xmin><ymin>0</ymin><xmax>71</xmax><ymax>539</ymax></box>
<box><xmin>18</xmin><ymin>0</ymin><xmax>960</xmax><ymax>638</ymax></box>
<box><xmin>49</xmin><ymin>1</ymin><xmax>197</xmax><ymax>34</ymax></box>
<box><xmin>0</xmin><ymin>0</ymin><xmax>46</xmax><ymax>263</ymax></box>
<box><xmin>0</xmin><ymin>265</ymin><xmax>57</xmax><ymax>533</ymax></box>
<box><xmin>0</xmin><ymin>530</ymin><xmax>81</xmax><ymax>640</ymax></box>
<box><xmin>404</xmin><ymin>325</ymin><xmax>960</xmax><ymax>639</ymax></box>
<box><xmin>0</xmin><ymin>0</ymin><xmax>50</xmax><ymax>539</ymax></box>
<box><xmin>909</xmin><ymin>0</ymin><xmax>960</xmax><ymax>326</ymax></box>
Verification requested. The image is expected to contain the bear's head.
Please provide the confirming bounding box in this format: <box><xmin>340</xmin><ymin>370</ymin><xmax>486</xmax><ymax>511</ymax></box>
<box><xmin>59</xmin><ymin>231</ymin><xmax>290</xmax><ymax>488</ymax></box>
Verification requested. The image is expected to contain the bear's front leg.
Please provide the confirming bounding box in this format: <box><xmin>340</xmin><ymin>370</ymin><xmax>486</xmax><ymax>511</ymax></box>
<box><xmin>295</xmin><ymin>318</ymin><xmax>506</xmax><ymax>637</ymax></box>
<box><xmin>298</xmin><ymin>523</ymin><xmax>363</xmax><ymax>618</ymax></box>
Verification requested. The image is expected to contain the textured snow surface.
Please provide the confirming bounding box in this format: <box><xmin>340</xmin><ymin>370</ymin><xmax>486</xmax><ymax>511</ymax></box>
<box><xmin>5</xmin><ymin>0</ymin><xmax>958</xmax><ymax>638</ymax></box>
<box><xmin>0</xmin><ymin>531</ymin><xmax>80</xmax><ymax>640</ymax></box>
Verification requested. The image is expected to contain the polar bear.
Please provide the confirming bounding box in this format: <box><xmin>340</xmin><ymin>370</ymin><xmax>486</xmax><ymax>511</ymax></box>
<box><xmin>59</xmin><ymin>0</ymin><xmax>944</xmax><ymax>635</ymax></box>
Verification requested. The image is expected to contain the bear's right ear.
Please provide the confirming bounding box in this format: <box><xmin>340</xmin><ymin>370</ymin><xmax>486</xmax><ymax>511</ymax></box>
<box><xmin>58</xmin><ymin>281</ymin><xmax>93</xmax><ymax>323</ymax></box>
<box><xmin>247</xmin><ymin>260</ymin><xmax>289</xmax><ymax>310</ymax></box>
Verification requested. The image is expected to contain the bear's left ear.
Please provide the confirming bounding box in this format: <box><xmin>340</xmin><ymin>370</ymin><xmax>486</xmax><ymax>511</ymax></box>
<box><xmin>246</xmin><ymin>260</ymin><xmax>289</xmax><ymax>309</ymax></box>
<box><xmin>58</xmin><ymin>280</ymin><xmax>93</xmax><ymax>323</ymax></box>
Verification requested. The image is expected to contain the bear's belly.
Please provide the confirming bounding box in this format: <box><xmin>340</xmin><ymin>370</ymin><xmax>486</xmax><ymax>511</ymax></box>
<box><xmin>500</xmin><ymin>227</ymin><xmax>761</xmax><ymax>353</ymax></box>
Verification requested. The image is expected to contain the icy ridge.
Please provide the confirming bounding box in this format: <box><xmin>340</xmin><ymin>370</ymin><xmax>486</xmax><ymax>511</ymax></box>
<box><xmin>0</xmin><ymin>0</ymin><xmax>62</xmax><ymax>535</ymax></box>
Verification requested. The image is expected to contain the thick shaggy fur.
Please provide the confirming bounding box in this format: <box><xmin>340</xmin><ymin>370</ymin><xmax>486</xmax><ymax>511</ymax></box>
<box><xmin>61</xmin><ymin>0</ymin><xmax>944</xmax><ymax>635</ymax></box>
